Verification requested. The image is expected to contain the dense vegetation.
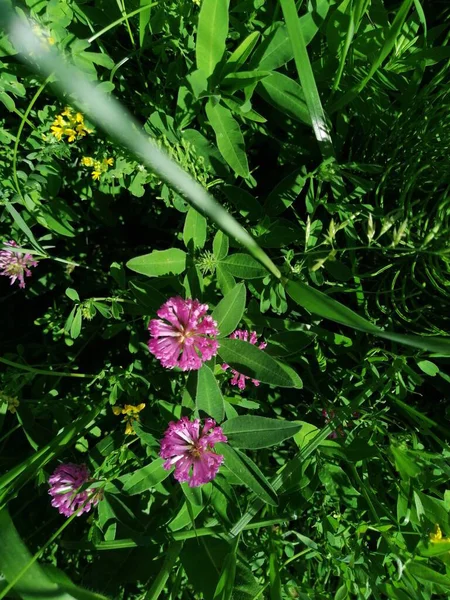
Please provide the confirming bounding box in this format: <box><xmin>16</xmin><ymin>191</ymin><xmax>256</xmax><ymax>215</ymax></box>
<box><xmin>1</xmin><ymin>0</ymin><xmax>450</xmax><ymax>598</ymax></box>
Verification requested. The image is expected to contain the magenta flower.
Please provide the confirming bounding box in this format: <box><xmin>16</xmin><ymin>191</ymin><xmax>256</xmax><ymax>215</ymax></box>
<box><xmin>148</xmin><ymin>297</ymin><xmax>219</xmax><ymax>371</ymax></box>
<box><xmin>0</xmin><ymin>241</ymin><xmax>38</xmax><ymax>288</ymax></box>
<box><xmin>48</xmin><ymin>463</ymin><xmax>100</xmax><ymax>518</ymax></box>
<box><xmin>160</xmin><ymin>417</ymin><xmax>227</xmax><ymax>487</ymax></box>
<box><xmin>222</xmin><ymin>329</ymin><xmax>267</xmax><ymax>390</ymax></box>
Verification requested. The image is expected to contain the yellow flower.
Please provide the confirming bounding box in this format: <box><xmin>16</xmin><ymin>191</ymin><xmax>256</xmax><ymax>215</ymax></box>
<box><xmin>430</xmin><ymin>524</ymin><xmax>445</xmax><ymax>543</ymax></box>
<box><xmin>65</xmin><ymin>128</ymin><xmax>77</xmax><ymax>142</ymax></box>
<box><xmin>81</xmin><ymin>156</ymin><xmax>94</xmax><ymax>167</ymax></box>
<box><xmin>61</xmin><ymin>107</ymin><xmax>72</xmax><ymax>118</ymax></box>
<box><xmin>113</xmin><ymin>403</ymin><xmax>145</xmax><ymax>435</ymax></box>
<box><xmin>48</xmin><ymin>36</ymin><xmax>56</xmax><ymax>45</ymax></box>
<box><xmin>75</xmin><ymin>112</ymin><xmax>84</xmax><ymax>123</ymax></box>
<box><xmin>92</xmin><ymin>170</ymin><xmax>102</xmax><ymax>180</ymax></box>
<box><xmin>103</xmin><ymin>157</ymin><xmax>114</xmax><ymax>167</ymax></box>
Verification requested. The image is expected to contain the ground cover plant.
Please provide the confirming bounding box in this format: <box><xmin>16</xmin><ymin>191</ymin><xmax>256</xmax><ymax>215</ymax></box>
<box><xmin>1</xmin><ymin>0</ymin><xmax>450</xmax><ymax>598</ymax></box>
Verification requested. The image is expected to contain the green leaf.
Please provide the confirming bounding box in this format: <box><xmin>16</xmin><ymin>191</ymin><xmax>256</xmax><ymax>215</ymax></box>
<box><xmin>65</xmin><ymin>288</ymin><xmax>79</xmax><ymax>302</ymax></box>
<box><xmin>285</xmin><ymin>279</ymin><xmax>450</xmax><ymax>354</ymax></box>
<box><xmin>121</xmin><ymin>458</ymin><xmax>170</xmax><ymax>495</ymax></box>
<box><xmin>222</xmin><ymin>185</ymin><xmax>262</xmax><ymax>221</ymax></box>
<box><xmin>213</xmin><ymin>551</ymin><xmax>236</xmax><ymax>600</ymax></box>
<box><xmin>183</xmin><ymin>207</ymin><xmax>207</xmax><ymax>250</ymax></box>
<box><xmin>196</xmin><ymin>365</ymin><xmax>225</xmax><ymax>422</ymax></box>
<box><xmin>126</xmin><ymin>248</ymin><xmax>187</xmax><ymax>278</ymax></box>
<box><xmin>223</xmin><ymin>31</ymin><xmax>260</xmax><ymax>76</ymax></box>
<box><xmin>222</xmin><ymin>416</ymin><xmax>301</xmax><ymax>449</ymax></box>
<box><xmin>213</xmin><ymin>230</ymin><xmax>229</xmax><ymax>260</ymax></box>
<box><xmin>216</xmin><ymin>264</ymin><xmax>236</xmax><ymax>294</ymax></box>
<box><xmin>129</xmin><ymin>280</ymin><xmax>166</xmax><ymax>313</ymax></box>
<box><xmin>218</xmin><ymin>443</ymin><xmax>278</xmax><ymax>506</ymax></box>
<box><xmin>196</xmin><ymin>0</ymin><xmax>230</xmax><ymax>79</ymax></box>
<box><xmin>211</xmin><ymin>283</ymin><xmax>246</xmax><ymax>337</ymax></box>
<box><xmin>258</xmin><ymin>72</ymin><xmax>311</xmax><ymax>125</ymax></box>
<box><xmin>70</xmin><ymin>308</ymin><xmax>82</xmax><ymax>340</ymax></box>
<box><xmin>407</xmin><ymin>561</ymin><xmax>450</xmax><ymax>589</ymax></box>
<box><xmin>218</xmin><ymin>338</ymin><xmax>299</xmax><ymax>388</ymax></box>
<box><xmin>139</xmin><ymin>0</ymin><xmax>151</xmax><ymax>47</ymax></box>
<box><xmin>0</xmin><ymin>509</ymin><xmax>108</xmax><ymax>600</ymax></box>
<box><xmin>220</xmin><ymin>253</ymin><xmax>266</xmax><ymax>279</ymax></box>
<box><xmin>390</xmin><ymin>444</ymin><xmax>421</xmax><ymax>480</ymax></box>
<box><xmin>205</xmin><ymin>101</ymin><xmax>249</xmax><ymax>178</ymax></box>
<box><xmin>265</xmin><ymin>168</ymin><xmax>306</xmax><ymax>216</ymax></box>
<box><xmin>222</xmin><ymin>70</ymin><xmax>271</xmax><ymax>93</ymax></box>
<box><xmin>417</xmin><ymin>360</ymin><xmax>439</xmax><ymax>376</ymax></box>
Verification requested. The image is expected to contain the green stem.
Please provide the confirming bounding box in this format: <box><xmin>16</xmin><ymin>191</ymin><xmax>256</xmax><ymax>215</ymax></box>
<box><xmin>12</xmin><ymin>76</ymin><xmax>51</xmax><ymax>199</ymax></box>
<box><xmin>87</xmin><ymin>2</ymin><xmax>157</xmax><ymax>44</ymax></box>
<box><xmin>0</xmin><ymin>357</ymin><xmax>95</xmax><ymax>378</ymax></box>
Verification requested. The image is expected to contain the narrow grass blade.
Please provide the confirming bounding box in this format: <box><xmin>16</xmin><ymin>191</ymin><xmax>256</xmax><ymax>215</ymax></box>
<box><xmin>329</xmin><ymin>0</ymin><xmax>415</xmax><ymax>112</ymax></box>
<box><xmin>278</xmin><ymin>0</ymin><xmax>335</xmax><ymax>159</ymax></box>
<box><xmin>144</xmin><ymin>541</ymin><xmax>184</xmax><ymax>600</ymax></box>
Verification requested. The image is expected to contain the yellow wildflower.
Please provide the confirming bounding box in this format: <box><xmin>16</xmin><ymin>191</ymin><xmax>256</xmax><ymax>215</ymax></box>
<box><xmin>49</xmin><ymin>108</ymin><xmax>92</xmax><ymax>142</ymax></box>
<box><xmin>48</xmin><ymin>36</ymin><xmax>56</xmax><ymax>45</ymax></box>
<box><xmin>81</xmin><ymin>156</ymin><xmax>95</xmax><ymax>167</ymax></box>
<box><xmin>92</xmin><ymin>170</ymin><xmax>102</xmax><ymax>180</ymax></box>
<box><xmin>103</xmin><ymin>157</ymin><xmax>114</xmax><ymax>166</ymax></box>
<box><xmin>430</xmin><ymin>524</ymin><xmax>445</xmax><ymax>543</ymax></box>
<box><xmin>113</xmin><ymin>403</ymin><xmax>146</xmax><ymax>435</ymax></box>
<box><xmin>65</xmin><ymin>128</ymin><xmax>77</xmax><ymax>143</ymax></box>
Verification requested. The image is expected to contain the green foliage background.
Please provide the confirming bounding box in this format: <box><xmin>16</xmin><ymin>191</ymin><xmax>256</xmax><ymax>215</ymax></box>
<box><xmin>1</xmin><ymin>0</ymin><xmax>450</xmax><ymax>598</ymax></box>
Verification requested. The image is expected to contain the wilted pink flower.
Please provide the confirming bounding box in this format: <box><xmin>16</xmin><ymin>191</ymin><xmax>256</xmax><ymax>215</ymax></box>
<box><xmin>160</xmin><ymin>417</ymin><xmax>227</xmax><ymax>487</ymax></box>
<box><xmin>48</xmin><ymin>463</ymin><xmax>100</xmax><ymax>518</ymax></box>
<box><xmin>222</xmin><ymin>329</ymin><xmax>267</xmax><ymax>390</ymax></box>
<box><xmin>0</xmin><ymin>241</ymin><xmax>38</xmax><ymax>288</ymax></box>
<box><xmin>148</xmin><ymin>297</ymin><xmax>219</xmax><ymax>371</ymax></box>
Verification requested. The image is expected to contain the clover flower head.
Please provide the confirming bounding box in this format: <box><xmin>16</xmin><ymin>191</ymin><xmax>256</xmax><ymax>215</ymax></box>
<box><xmin>0</xmin><ymin>241</ymin><xmax>38</xmax><ymax>288</ymax></box>
<box><xmin>160</xmin><ymin>417</ymin><xmax>227</xmax><ymax>487</ymax></box>
<box><xmin>48</xmin><ymin>463</ymin><xmax>100</xmax><ymax>518</ymax></box>
<box><xmin>222</xmin><ymin>329</ymin><xmax>267</xmax><ymax>390</ymax></box>
<box><xmin>148</xmin><ymin>297</ymin><xmax>219</xmax><ymax>371</ymax></box>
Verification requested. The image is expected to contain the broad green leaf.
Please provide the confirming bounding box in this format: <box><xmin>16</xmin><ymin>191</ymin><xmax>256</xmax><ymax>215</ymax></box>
<box><xmin>196</xmin><ymin>364</ymin><xmax>225</xmax><ymax>422</ymax></box>
<box><xmin>258</xmin><ymin>72</ymin><xmax>311</xmax><ymax>125</ymax></box>
<box><xmin>183</xmin><ymin>207</ymin><xmax>207</xmax><ymax>249</ymax></box>
<box><xmin>129</xmin><ymin>280</ymin><xmax>166</xmax><ymax>313</ymax></box>
<box><xmin>222</xmin><ymin>416</ymin><xmax>301</xmax><ymax>449</ymax></box>
<box><xmin>222</xmin><ymin>185</ymin><xmax>262</xmax><ymax>221</ymax></box>
<box><xmin>216</xmin><ymin>264</ymin><xmax>236</xmax><ymax>294</ymax></box>
<box><xmin>417</xmin><ymin>360</ymin><xmax>439</xmax><ymax>376</ymax></box>
<box><xmin>222</xmin><ymin>69</ymin><xmax>270</xmax><ymax>93</ymax></box>
<box><xmin>390</xmin><ymin>444</ymin><xmax>421</xmax><ymax>480</ymax></box>
<box><xmin>217</xmin><ymin>443</ymin><xmax>278</xmax><ymax>506</ymax></box>
<box><xmin>223</xmin><ymin>31</ymin><xmax>260</xmax><ymax>76</ymax></box>
<box><xmin>407</xmin><ymin>561</ymin><xmax>450</xmax><ymax>589</ymax></box>
<box><xmin>285</xmin><ymin>279</ymin><xmax>450</xmax><ymax>354</ymax></box>
<box><xmin>218</xmin><ymin>338</ymin><xmax>299</xmax><ymax>388</ymax></box>
<box><xmin>213</xmin><ymin>230</ymin><xmax>229</xmax><ymax>260</ymax></box>
<box><xmin>196</xmin><ymin>0</ymin><xmax>230</xmax><ymax>79</ymax></box>
<box><xmin>126</xmin><ymin>248</ymin><xmax>187</xmax><ymax>278</ymax></box>
<box><xmin>211</xmin><ymin>282</ymin><xmax>246</xmax><ymax>337</ymax></box>
<box><xmin>205</xmin><ymin>101</ymin><xmax>249</xmax><ymax>178</ymax></box>
<box><xmin>265</xmin><ymin>168</ymin><xmax>306</xmax><ymax>216</ymax></box>
<box><xmin>220</xmin><ymin>253</ymin><xmax>266</xmax><ymax>279</ymax></box>
<box><xmin>121</xmin><ymin>458</ymin><xmax>170</xmax><ymax>495</ymax></box>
